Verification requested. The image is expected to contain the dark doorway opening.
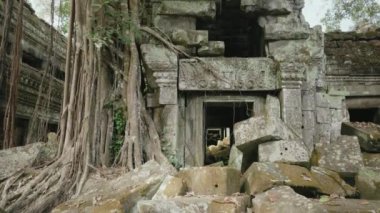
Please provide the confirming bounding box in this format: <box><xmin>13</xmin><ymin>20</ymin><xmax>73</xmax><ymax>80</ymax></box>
<box><xmin>204</xmin><ymin>102</ymin><xmax>253</xmax><ymax>165</ymax></box>
<box><xmin>196</xmin><ymin>0</ymin><xmax>265</xmax><ymax>57</ymax></box>
<box><xmin>349</xmin><ymin>108</ymin><xmax>380</xmax><ymax>124</ymax></box>
<box><xmin>22</xmin><ymin>51</ymin><xmax>43</xmax><ymax>69</ymax></box>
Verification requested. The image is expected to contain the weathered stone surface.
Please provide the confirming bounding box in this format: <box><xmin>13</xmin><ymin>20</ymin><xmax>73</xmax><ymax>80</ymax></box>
<box><xmin>259</xmin><ymin>15</ymin><xmax>310</xmax><ymax>41</ymax></box>
<box><xmin>315</xmin><ymin>198</ymin><xmax>380</xmax><ymax>212</ymax></box>
<box><xmin>172</xmin><ymin>29</ymin><xmax>208</xmax><ymax>47</ymax></box>
<box><xmin>280</xmin><ymin>88</ymin><xmax>303</xmax><ymax>136</ymax></box>
<box><xmin>312</xmin><ymin>136</ymin><xmax>364</xmax><ymax>177</ymax></box>
<box><xmin>197</xmin><ymin>41</ymin><xmax>225</xmax><ymax>56</ymax></box>
<box><xmin>176</xmin><ymin>167</ymin><xmax>240</xmax><ymax>196</ymax></box>
<box><xmin>362</xmin><ymin>153</ymin><xmax>380</xmax><ymax>169</ymax></box>
<box><xmin>136</xmin><ymin>195</ymin><xmax>251</xmax><ymax>213</ymax></box>
<box><xmin>252</xmin><ymin>186</ymin><xmax>325</xmax><ymax>213</ymax></box>
<box><xmin>140</xmin><ymin>44</ymin><xmax>178</xmax><ymax>105</ymax></box>
<box><xmin>341</xmin><ymin>122</ymin><xmax>380</xmax><ymax>152</ymax></box>
<box><xmin>157</xmin><ymin>1</ymin><xmax>216</xmax><ymax>20</ymax></box>
<box><xmin>228</xmin><ymin>145</ymin><xmax>243</xmax><ymax>171</ymax></box>
<box><xmin>153</xmin><ymin>15</ymin><xmax>196</xmax><ymax>33</ymax></box>
<box><xmin>243</xmin><ymin>163</ymin><xmax>354</xmax><ymax>197</ymax></box>
<box><xmin>52</xmin><ymin>161</ymin><xmax>176</xmax><ymax>213</ymax></box>
<box><xmin>234</xmin><ymin>116</ymin><xmax>296</xmax><ymax>154</ymax></box>
<box><xmin>258</xmin><ymin>140</ymin><xmax>310</xmax><ymax>165</ymax></box>
<box><xmin>0</xmin><ymin>142</ymin><xmax>56</xmax><ymax>181</ymax></box>
<box><xmin>152</xmin><ymin>175</ymin><xmax>186</xmax><ymax>200</ymax></box>
<box><xmin>310</xmin><ymin>167</ymin><xmax>356</xmax><ymax>197</ymax></box>
<box><xmin>243</xmin><ymin>162</ymin><xmax>320</xmax><ymax>195</ymax></box>
<box><xmin>356</xmin><ymin>167</ymin><xmax>380</xmax><ymax>200</ymax></box>
<box><xmin>241</xmin><ymin>0</ymin><xmax>292</xmax><ymax>15</ymax></box>
<box><xmin>265</xmin><ymin>95</ymin><xmax>281</xmax><ymax>118</ymax></box>
<box><xmin>179</xmin><ymin>58</ymin><xmax>278</xmax><ymax>91</ymax></box>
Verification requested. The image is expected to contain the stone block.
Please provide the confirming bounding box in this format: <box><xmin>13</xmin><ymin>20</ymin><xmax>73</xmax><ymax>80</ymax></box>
<box><xmin>280</xmin><ymin>88</ymin><xmax>303</xmax><ymax>136</ymax></box>
<box><xmin>316</xmin><ymin>123</ymin><xmax>331</xmax><ymax>144</ymax></box>
<box><xmin>177</xmin><ymin>167</ymin><xmax>240</xmax><ymax>196</ymax></box>
<box><xmin>53</xmin><ymin>161</ymin><xmax>176</xmax><ymax>213</ymax></box>
<box><xmin>341</xmin><ymin>122</ymin><xmax>380</xmax><ymax>152</ymax></box>
<box><xmin>179</xmin><ymin>58</ymin><xmax>278</xmax><ymax>91</ymax></box>
<box><xmin>243</xmin><ymin>163</ymin><xmax>321</xmax><ymax>195</ymax></box>
<box><xmin>259</xmin><ymin>14</ymin><xmax>310</xmax><ymax>41</ymax></box>
<box><xmin>252</xmin><ymin>186</ymin><xmax>325</xmax><ymax>213</ymax></box>
<box><xmin>313</xmin><ymin>136</ymin><xmax>364</xmax><ymax>177</ymax></box>
<box><xmin>152</xmin><ymin>175</ymin><xmax>186</xmax><ymax>200</ymax></box>
<box><xmin>362</xmin><ymin>153</ymin><xmax>380</xmax><ymax>169</ymax></box>
<box><xmin>356</xmin><ymin>167</ymin><xmax>380</xmax><ymax>200</ymax></box>
<box><xmin>301</xmin><ymin>90</ymin><xmax>315</xmax><ymax>110</ymax></box>
<box><xmin>234</xmin><ymin>116</ymin><xmax>297</xmax><ymax>154</ymax></box>
<box><xmin>157</xmin><ymin>1</ymin><xmax>216</xmax><ymax>20</ymax></box>
<box><xmin>171</xmin><ymin>29</ymin><xmax>208</xmax><ymax>47</ymax></box>
<box><xmin>241</xmin><ymin>0</ymin><xmax>292</xmax><ymax>15</ymax></box>
<box><xmin>140</xmin><ymin>44</ymin><xmax>178</xmax><ymax>105</ymax></box>
<box><xmin>265</xmin><ymin>94</ymin><xmax>281</xmax><ymax>118</ymax></box>
<box><xmin>136</xmin><ymin>195</ymin><xmax>251</xmax><ymax>213</ymax></box>
<box><xmin>0</xmin><ymin>142</ymin><xmax>55</xmax><ymax>181</ymax></box>
<box><xmin>153</xmin><ymin>15</ymin><xmax>196</xmax><ymax>33</ymax></box>
<box><xmin>315</xmin><ymin>93</ymin><xmax>329</xmax><ymax>108</ymax></box>
<box><xmin>258</xmin><ymin>140</ymin><xmax>310</xmax><ymax>165</ymax></box>
<box><xmin>197</xmin><ymin>41</ymin><xmax>225</xmax><ymax>56</ymax></box>
<box><xmin>328</xmin><ymin>96</ymin><xmax>344</xmax><ymax>109</ymax></box>
<box><xmin>315</xmin><ymin>199</ymin><xmax>380</xmax><ymax>212</ymax></box>
<box><xmin>310</xmin><ymin>167</ymin><xmax>356</xmax><ymax>197</ymax></box>
<box><xmin>302</xmin><ymin>128</ymin><xmax>315</xmax><ymax>152</ymax></box>
<box><xmin>228</xmin><ymin>145</ymin><xmax>243</xmax><ymax>171</ymax></box>
<box><xmin>302</xmin><ymin>110</ymin><xmax>315</xmax><ymax>130</ymax></box>
<box><xmin>316</xmin><ymin>107</ymin><xmax>331</xmax><ymax>124</ymax></box>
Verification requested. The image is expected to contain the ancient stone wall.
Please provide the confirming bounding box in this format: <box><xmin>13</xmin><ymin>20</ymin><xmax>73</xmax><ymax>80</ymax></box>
<box><xmin>0</xmin><ymin>2</ymin><xmax>66</xmax><ymax>146</ymax></box>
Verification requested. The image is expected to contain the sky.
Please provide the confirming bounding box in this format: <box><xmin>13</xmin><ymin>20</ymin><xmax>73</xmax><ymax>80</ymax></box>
<box><xmin>28</xmin><ymin>0</ymin><xmax>379</xmax><ymax>32</ymax></box>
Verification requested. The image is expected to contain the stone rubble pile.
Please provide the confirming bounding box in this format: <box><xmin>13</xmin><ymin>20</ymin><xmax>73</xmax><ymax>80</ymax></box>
<box><xmin>50</xmin><ymin>95</ymin><xmax>380</xmax><ymax>212</ymax></box>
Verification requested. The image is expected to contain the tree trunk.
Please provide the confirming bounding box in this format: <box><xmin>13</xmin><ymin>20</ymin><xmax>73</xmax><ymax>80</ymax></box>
<box><xmin>3</xmin><ymin>0</ymin><xmax>24</xmax><ymax>148</ymax></box>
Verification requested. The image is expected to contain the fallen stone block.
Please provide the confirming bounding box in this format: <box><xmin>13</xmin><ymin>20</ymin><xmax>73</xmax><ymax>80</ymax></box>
<box><xmin>157</xmin><ymin>1</ymin><xmax>216</xmax><ymax>20</ymax></box>
<box><xmin>243</xmin><ymin>162</ymin><xmax>320</xmax><ymax>195</ymax></box>
<box><xmin>312</xmin><ymin>135</ymin><xmax>364</xmax><ymax>177</ymax></box>
<box><xmin>310</xmin><ymin>167</ymin><xmax>356</xmax><ymax>197</ymax></box>
<box><xmin>177</xmin><ymin>167</ymin><xmax>240</xmax><ymax>196</ymax></box>
<box><xmin>197</xmin><ymin>41</ymin><xmax>225</xmax><ymax>56</ymax></box>
<box><xmin>315</xmin><ymin>198</ymin><xmax>380</xmax><ymax>212</ymax></box>
<box><xmin>258</xmin><ymin>140</ymin><xmax>310</xmax><ymax>165</ymax></box>
<box><xmin>52</xmin><ymin>161</ymin><xmax>176</xmax><ymax>213</ymax></box>
<box><xmin>0</xmin><ymin>142</ymin><xmax>57</xmax><ymax>181</ymax></box>
<box><xmin>362</xmin><ymin>152</ymin><xmax>380</xmax><ymax>169</ymax></box>
<box><xmin>356</xmin><ymin>167</ymin><xmax>380</xmax><ymax>200</ymax></box>
<box><xmin>243</xmin><ymin>163</ymin><xmax>355</xmax><ymax>197</ymax></box>
<box><xmin>241</xmin><ymin>0</ymin><xmax>292</xmax><ymax>15</ymax></box>
<box><xmin>136</xmin><ymin>195</ymin><xmax>251</xmax><ymax>213</ymax></box>
<box><xmin>234</xmin><ymin>116</ymin><xmax>296</xmax><ymax>154</ymax></box>
<box><xmin>341</xmin><ymin>122</ymin><xmax>380</xmax><ymax>152</ymax></box>
<box><xmin>252</xmin><ymin>186</ymin><xmax>325</xmax><ymax>213</ymax></box>
<box><xmin>228</xmin><ymin>145</ymin><xmax>243</xmax><ymax>171</ymax></box>
<box><xmin>172</xmin><ymin>29</ymin><xmax>208</xmax><ymax>47</ymax></box>
<box><xmin>152</xmin><ymin>175</ymin><xmax>186</xmax><ymax>200</ymax></box>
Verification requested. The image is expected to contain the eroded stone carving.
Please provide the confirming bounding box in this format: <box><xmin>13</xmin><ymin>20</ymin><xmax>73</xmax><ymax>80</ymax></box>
<box><xmin>179</xmin><ymin>58</ymin><xmax>278</xmax><ymax>91</ymax></box>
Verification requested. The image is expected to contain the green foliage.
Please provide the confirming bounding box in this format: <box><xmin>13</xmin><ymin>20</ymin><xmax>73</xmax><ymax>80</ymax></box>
<box><xmin>322</xmin><ymin>0</ymin><xmax>380</xmax><ymax>31</ymax></box>
<box><xmin>56</xmin><ymin>0</ymin><xmax>70</xmax><ymax>34</ymax></box>
<box><xmin>111</xmin><ymin>108</ymin><xmax>126</xmax><ymax>158</ymax></box>
<box><xmin>89</xmin><ymin>0</ymin><xmax>141</xmax><ymax>47</ymax></box>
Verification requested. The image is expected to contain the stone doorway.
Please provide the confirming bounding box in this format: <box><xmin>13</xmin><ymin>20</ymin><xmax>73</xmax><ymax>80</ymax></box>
<box><xmin>182</xmin><ymin>94</ymin><xmax>264</xmax><ymax>166</ymax></box>
<box><xmin>204</xmin><ymin>102</ymin><xmax>253</xmax><ymax>165</ymax></box>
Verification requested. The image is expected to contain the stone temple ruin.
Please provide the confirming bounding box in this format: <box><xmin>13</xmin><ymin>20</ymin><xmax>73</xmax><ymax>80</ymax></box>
<box><xmin>1</xmin><ymin>0</ymin><xmax>380</xmax><ymax>212</ymax></box>
<box><xmin>140</xmin><ymin>0</ymin><xmax>380</xmax><ymax>168</ymax></box>
<box><xmin>0</xmin><ymin>2</ymin><xmax>66</xmax><ymax>147</ymax></box>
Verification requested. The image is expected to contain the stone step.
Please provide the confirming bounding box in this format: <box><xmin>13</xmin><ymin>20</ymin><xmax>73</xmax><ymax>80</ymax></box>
<box><xmin>342</xmin><ymin>122</ymin><xmax>380</xmax><ymax>152</ymax></box>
